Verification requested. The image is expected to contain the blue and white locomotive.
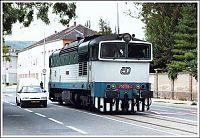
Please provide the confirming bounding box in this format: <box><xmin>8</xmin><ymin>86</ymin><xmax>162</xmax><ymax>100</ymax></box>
<box><xmin>48</xmin><ymin>33</ymin><xmax>153</xmax><ymax>112</ymax></box>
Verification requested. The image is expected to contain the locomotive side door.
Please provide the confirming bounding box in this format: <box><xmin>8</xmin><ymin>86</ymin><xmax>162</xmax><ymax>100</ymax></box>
<box><xmin>88</xmin><ymin>47</ymin><xmax>93</xmax><ymax>83</ymax></box>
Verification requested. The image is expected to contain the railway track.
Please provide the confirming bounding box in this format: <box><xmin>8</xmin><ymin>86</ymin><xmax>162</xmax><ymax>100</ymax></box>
<box><xmin>111</xmin><ymin>113</ymin><xmax>198</xmax><ymax>135</ymax></box>
<box><xmin>53</xmin><ymin>103</ymin><xmax>198</xmax><ymax>135</ymax></box>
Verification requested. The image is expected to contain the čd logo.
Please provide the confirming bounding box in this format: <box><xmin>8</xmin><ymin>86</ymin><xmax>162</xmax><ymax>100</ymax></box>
<box><xmin>120</xmin><ymin>67</ymin><xmax>131</xmax><ymax>75</ymax></box>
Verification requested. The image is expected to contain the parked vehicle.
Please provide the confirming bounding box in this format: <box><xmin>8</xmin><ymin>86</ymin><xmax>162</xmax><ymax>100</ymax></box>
<box><xmin>16</xmin><ymin>85</ymin><xmax>47</xmax><ymax>108</ymax></box>
<box><xmin>16</xmin><ymin>78</ymin><xmax>40</xmax><ymax>92</ymax></box>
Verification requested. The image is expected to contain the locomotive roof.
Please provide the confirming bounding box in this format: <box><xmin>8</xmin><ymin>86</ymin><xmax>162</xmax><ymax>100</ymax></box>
<box><xmin>63</xmin><ymin>33</ymin><xmax>147</xmax><ymax>49</ymax></box>
<box><xmin>51</xmin><ymin>33</ymin><xmax>147</xmax><ymax>56</ymax></box>
<box><xmin>90</xmin><ymin>33</ymin><xmax>146</xmax><ymax>45</ymax></box>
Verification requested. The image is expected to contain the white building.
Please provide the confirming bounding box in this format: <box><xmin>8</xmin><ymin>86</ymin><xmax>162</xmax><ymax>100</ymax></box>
<box><xmin>17</xmin><ymin>23</ymin><xmax>97</xmax><ymax>90</ymax></box>
<box><xmin>2</xmin><ymin>48</ymin><xmax>20</xmax><ymax>85</ymax></box>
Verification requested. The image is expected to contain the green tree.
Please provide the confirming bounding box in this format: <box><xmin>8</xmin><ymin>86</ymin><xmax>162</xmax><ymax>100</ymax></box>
<box><xmin>138</xmin><ymin>3</ymin><xmax>183</xmax><ymax>72</ymax></box>
<box><xmin>170</xmin><ymin>3</ymin><xmax>197</xmax><ymax>80</ymax></box>
<box><xmin>2</xmin><ymin>38</ymin><xmax>11</xmax><ymax>62</ymax></box>
<box><xmin>167</xmin><ymin>62</ymin><xmax>185</xmax><ymax>99</ymax></box>
<box><xmin>3</xmin><ymin>2</ymin><xmax>76</xmax><ymax>61</ymax></box>
<box><xmin>98</xmin><ymin>18</ymin><xmax>112</xmax><ymax>35</ymax></box>
<box><xmin>3</xmin><ymin>2</ymin><xmax>76</xmax><ymax>35</ymax></box>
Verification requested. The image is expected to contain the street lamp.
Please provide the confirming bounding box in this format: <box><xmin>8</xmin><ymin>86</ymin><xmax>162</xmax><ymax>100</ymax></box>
<box><xmin>42</xmin><ymin>18</ymin><xmax>60</xmax><ymax>91</ymax></box>
<box><xmin>42</xmin><ymin>25</ymin><xmax>47</xmax><ymax>91</ymax></box>
<box><xmin>32</xmin><ymin>23</ymin><xmax>47</xmax><ymax>90</ymax></box>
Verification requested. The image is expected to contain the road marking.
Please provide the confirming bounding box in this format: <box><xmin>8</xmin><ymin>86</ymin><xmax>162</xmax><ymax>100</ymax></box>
<box><xmin>9</xmin><ymin>103</ymin><xmax>15</xmax><ymax>106</ymax></box>
<box><xmin>8</xmin><ymin>114</ymin><xmax>23</xmax><ymax>117</ymax></box>
<box><xmin>48</xmin><ymin>118</ymin><xmax>64</xmax><ymax>125</ymax></box>
<box><xmin>51</xmin><ymin>104</ymin><xmax>178</xmax><ymax>135</ymax></box>
<box><xmin>3</xmin><ymin>101</ymin><xmax>9</xmax><ymax>104</ymax></box>
<box><xmin>4</xmin><ymin>94</ymin><xmax>13</xmax><ymax>97</ymax></box>
<box><xmin>24</xmin><ymin>109</ymin><xmax>33</xmax><ymax>113</ymax></box>
<box><xmin>150</xmin><ymin>111</ymin><xmax>161</xmax><ymax>115</ymax></box>
<box><xmin>150</xmin><ymin>110</ymin><xmax>184</xmax><ymax>115</ymax></box>
<box><xmin>34</xmin><ymin>113</ymin><xmax>46</xmax><ymax>118</ymax></box>
<box><xmin>66</xmin><ymin>126</ymin><xmax>87</xmax><ymax>134</ymax></box>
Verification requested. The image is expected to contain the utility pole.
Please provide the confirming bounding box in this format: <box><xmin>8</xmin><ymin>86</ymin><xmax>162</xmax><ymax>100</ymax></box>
<box><xmin>154</xmin><ymin>68</ymin><xmax>162</xmax><ymax>98</ymax></box>
<box><xmin>43</xmin><ymin>27</ymin><xmax>46</xmax><ymax>90</ymax></box>
<box><xmin>117</xmin><ymin>2</ymin><xmax>120</xmax><ymax>34</ymax></box>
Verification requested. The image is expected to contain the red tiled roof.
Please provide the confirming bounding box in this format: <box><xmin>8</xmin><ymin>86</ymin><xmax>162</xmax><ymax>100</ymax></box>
<box><xmin>19</xmin><ymin>24</ymin><xmax>98</xmax><ymax>52</ymax></box>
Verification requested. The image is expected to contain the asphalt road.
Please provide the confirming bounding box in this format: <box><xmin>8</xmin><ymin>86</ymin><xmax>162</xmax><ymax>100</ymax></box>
<box><xmin>2</xmin><ymin>86</ymin><xmax>199</xmax><ymax>137</ymax></box>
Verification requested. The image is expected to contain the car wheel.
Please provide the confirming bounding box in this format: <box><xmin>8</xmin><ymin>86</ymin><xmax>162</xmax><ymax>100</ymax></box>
<box><xmin>20</xmin><ymin>100</ymin><xmax>25</xmax><ymax>108</ymax></box>
<box><xmin>43</xmin><ymin>101</ymin><xmax>47</xmax><ymax>108</ymax></box>
<box><xmin>58</xmin><ymin>97</ymin><xmax>63</xmax><ymax>105</ymax></box>
<box><xmin>16</xmin><ymin>97</ymin><xmax>20</xmax><ymax>106</ymax></box>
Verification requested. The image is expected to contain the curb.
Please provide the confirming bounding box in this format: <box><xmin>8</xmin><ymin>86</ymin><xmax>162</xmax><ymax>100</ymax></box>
<box><xmin>151</xmin><ymin>98</ymin><xmax>198</xmax><ymax>106</ymax></box>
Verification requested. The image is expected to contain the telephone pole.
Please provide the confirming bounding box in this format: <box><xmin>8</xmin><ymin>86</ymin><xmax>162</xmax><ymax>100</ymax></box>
<box><xmin>117</xmin><ymin>2</ymin><xmax>120</xmax><ymax>34</ymax></box>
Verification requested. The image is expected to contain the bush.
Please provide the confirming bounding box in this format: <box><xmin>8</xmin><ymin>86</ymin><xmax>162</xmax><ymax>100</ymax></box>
<box><xmin>178</xmin><ymin>97</ymin><xmax>187</xmax><ymax>101</ymax></box>
<box><xmin>191</xmin><ymin>102</ymin><xmax>197</xmax><ymax>105</ymax></box>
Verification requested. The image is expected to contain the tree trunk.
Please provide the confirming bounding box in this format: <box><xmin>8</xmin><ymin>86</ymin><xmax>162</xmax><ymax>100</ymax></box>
<box><xmin>171</xmin><ymin>79</ymin><xmax>174</xmax><ymax>99</ymax></box>
<box><xmin>189</xmin><ymin>74</ymin><xmax>193</xmax><ymax>101</ymax></box>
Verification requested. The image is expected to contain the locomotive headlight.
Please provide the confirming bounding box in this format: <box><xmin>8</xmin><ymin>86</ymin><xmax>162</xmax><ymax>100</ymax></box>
<box><xmin>136</xmin><ymin>85</ymin><xmax>140</xmax><ymax>89</ymax></box>
<box><xmin>141</xmin><ymin>84</ymin><xmax>145</xmax><ymax>89</ymax></box>
<box><xmin>111</xmin><ymin>84</ymin><xmax>116</xmax><ymax>89</ymax></box>
<box><xmin>123</xmin><ymin>33</ymin><xmax>131</xmax><ymax>42</ymax></box>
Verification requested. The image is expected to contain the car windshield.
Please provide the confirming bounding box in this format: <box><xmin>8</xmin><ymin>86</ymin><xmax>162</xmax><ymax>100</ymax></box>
<box><xmin>21</xmin><ymin>86</ymin><xmax>42</xmax><ymax>93</ymax></box>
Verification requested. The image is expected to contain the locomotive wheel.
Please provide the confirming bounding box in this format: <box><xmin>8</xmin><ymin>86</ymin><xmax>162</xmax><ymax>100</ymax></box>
<box><xmin>58</xmin><ymin>97</ymin><xmax>63</xmax><ymax>105</ymax></box>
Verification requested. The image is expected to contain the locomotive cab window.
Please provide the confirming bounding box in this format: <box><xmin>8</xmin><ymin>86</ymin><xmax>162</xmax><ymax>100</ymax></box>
<box><xmin>128</xmin><ymin>43</ymin><xmax>151</xmax><ymax>59</ymax></box>
<box><xmin>100</xmin><ymin>42</ymin><xmax>151</xmax><ymax>60</ymax></box>
<box><xmin>100</xmin><ymin>42</ymin><xmax>126</xmax><ymax>59</ymax></box>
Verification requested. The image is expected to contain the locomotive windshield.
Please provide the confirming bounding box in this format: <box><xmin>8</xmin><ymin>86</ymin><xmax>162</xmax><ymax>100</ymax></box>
<box><xmin>100</xmin><ymin>42</ymin><xmax>151</xmax><ymax>60</ymax></box>
<box><xmin>128</xmin><ymin>43</ymin><xmax>151</xmax><ymax>59</ymax></box>
<box><xmin>100</xmin><ymin>42</ymin><xmax>126</xmax><ymax>59</ymax></box>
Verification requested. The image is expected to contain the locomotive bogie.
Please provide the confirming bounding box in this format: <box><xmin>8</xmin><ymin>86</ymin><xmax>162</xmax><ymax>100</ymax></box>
<box><xmin>93</xmin><ymin>97</ymin><xmax>151</xmax><ymax>112</ymax></box>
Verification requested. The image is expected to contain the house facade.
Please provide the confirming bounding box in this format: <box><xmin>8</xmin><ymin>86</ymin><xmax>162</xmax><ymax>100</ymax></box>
<box><xmin>17</xmin><ymin>23</ymin><xmax>97</xmax><ymax>90</ymax></box>
<box><xmin>2</xmin><ymin>48</ymin><xmax>20</xmax><ymax>85</ymax></box>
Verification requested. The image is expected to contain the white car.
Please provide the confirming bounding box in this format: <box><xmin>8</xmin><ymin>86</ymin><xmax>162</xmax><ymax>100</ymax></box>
<box><xmin>16</xmin><ymin>85</ymin><xmax>47</xmax><ymax>108</ymax></box>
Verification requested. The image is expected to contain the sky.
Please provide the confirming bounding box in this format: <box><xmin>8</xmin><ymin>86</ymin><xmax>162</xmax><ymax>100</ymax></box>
<box><xmin>5</xmin><ymin>1</ymin><xmax>145</xmax><ymax>42</ymax></box>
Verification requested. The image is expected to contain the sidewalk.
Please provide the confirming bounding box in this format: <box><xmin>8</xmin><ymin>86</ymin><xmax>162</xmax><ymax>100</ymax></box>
<box><xmin>152</xmin><ymin>98</ymin><xmax>198</xmax><ymax>107</ymax></box>
<box><xmin>1</xmin><ymin>84</ymin><xmax>17</xmax><ymax>92</ymax></box>
<box><xmin>2</xmin><ymin>84</ymin><xmax>17</xmax><ymax>88</ymax></box>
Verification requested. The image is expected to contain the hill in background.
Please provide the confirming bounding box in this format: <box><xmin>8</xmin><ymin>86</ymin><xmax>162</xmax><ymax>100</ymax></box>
<box><xmin>5</xmin><ymin>41</ymin><xmax>36</xmax><ymax>49</ymax></box>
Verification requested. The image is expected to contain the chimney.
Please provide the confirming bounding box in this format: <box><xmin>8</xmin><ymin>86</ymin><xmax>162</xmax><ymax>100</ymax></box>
<box><xmin>74</xmin><ymin>21</ymin><xmax>76</xmax><ymax>26</ymax></box>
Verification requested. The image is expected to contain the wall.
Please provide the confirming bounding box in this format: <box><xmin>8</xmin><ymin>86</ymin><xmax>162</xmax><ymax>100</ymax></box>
<box><xmin>2</xmin><ymin>49</ymin><xmax>19</xmax><ymax>85</ymax></box>
<box><xmin>17</xmin><ymin>40</ymin><xmax>64</xmax><ymax>90</ymax></box>
<box><xmin>149</xmin><ymin>72</ymin><xmax>198</xmax><ymax>101</ymax></box>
